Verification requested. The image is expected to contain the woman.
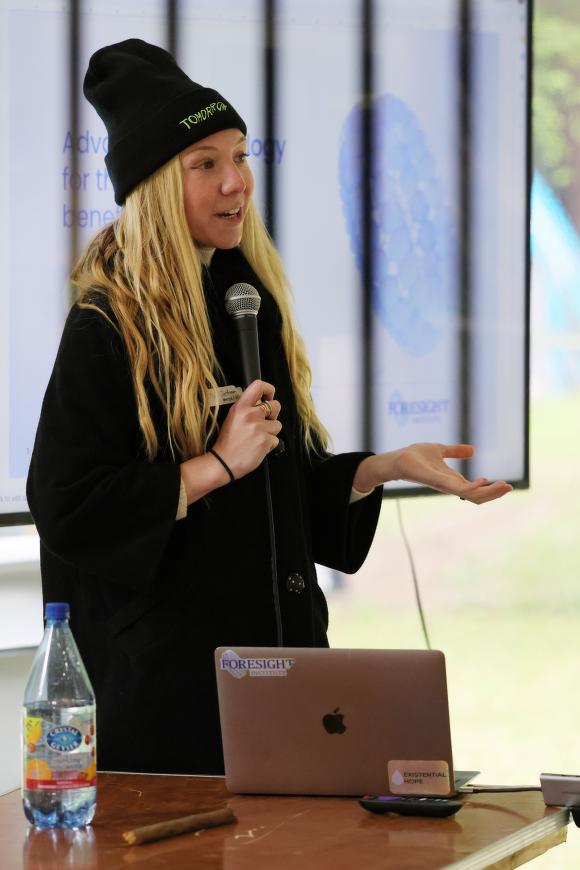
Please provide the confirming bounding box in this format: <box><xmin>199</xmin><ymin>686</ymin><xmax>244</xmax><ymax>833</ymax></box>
<box><xmin>26</xmin><ymin>39</ymin><xmax>511</xmax><ymax>775</ymax></box>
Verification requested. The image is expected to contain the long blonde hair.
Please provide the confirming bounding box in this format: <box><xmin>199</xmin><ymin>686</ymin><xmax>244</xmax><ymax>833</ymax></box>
<box><xmin>71</xmin><ymin>155</ymin><xmax>329</xmax><ymax>461</ymax></box>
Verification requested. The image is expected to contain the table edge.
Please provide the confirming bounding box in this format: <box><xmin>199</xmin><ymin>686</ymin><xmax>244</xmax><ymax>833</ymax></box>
<box><xmin>444</xmin><ymin>807</ymin><xmax>570</xmax><ymax>870</ymax></box>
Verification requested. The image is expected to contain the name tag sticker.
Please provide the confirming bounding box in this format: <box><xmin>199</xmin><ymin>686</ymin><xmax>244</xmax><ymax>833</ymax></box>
<box><xmin>210</xmin><ymin>386</ymin><xmax>242</xmax><ymax>407</ymax></box>
<box><xmin>388</xmin><ymin>760</ymin><xmax>451</xmax><ymax>795</ymax></box>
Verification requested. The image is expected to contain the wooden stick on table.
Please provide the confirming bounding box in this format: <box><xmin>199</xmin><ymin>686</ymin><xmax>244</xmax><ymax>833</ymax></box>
<box><xmin>122</xmin><ymin>805</ymin><xmax>237</xmax><ymax>846</ymax></box>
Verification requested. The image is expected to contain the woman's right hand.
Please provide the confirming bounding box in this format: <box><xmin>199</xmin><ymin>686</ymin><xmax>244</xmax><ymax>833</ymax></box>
<box><xmin>212</xmin><ymin>379</ymin><xmax>282</xmax><ymax>480</ymax></box>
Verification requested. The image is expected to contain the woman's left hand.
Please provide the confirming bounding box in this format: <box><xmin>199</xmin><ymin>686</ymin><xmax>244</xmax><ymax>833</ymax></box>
<box><xmin>353</xmin><ymin>443</ymin><xmax>513</xmax><ymax>505</ymax></box>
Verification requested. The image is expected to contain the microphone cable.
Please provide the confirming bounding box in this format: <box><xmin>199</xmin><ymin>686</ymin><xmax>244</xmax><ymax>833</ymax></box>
<box><xmin>396</xmin><ymin>498</ymin><xmax>432</xmax><ymax>650</ymax></box>
<box><xmin>263</xmin><ymin>459</ymin><xmax>283</xmax><ymax>646</ymax></box>
<box><xmin>459</xmin><ymin>786</ymin><xmax>541</xmax><ymax>794</ymax></box>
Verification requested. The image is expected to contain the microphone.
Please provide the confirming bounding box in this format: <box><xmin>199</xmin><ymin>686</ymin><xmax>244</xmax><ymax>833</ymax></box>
<box><xmin>225</xmin><ymin>280</ymin><xmax>285</xmax><ymax>456</ymax></box>
<box><xmin>224</xmin><ymin>282</ymin><xmax>262</xmax><ymax>387</ymax></box>
<box><xmin>226</xmin><ymin>283</ymin><xmax>262</xmax><ymax>387</ymax></box>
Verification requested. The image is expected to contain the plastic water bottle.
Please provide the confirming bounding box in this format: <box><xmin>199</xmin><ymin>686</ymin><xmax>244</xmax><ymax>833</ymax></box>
<box><xmin>22</xmin><ymin>602</ymin><xmax>97</xmax><ymax>828</ymax></box>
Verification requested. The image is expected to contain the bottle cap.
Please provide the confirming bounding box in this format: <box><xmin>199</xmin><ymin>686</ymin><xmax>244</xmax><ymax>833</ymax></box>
<box><xmin>45</xmin><ymin>602</ymin><xmax>70</xmax><ymax>621</ymax></box>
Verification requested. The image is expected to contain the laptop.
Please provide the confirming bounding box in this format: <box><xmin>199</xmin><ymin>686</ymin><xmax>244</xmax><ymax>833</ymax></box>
<box><xmin>215</xmin><ymin>646</ymin><xmax>476</xmax><ymax>796</ymax></box>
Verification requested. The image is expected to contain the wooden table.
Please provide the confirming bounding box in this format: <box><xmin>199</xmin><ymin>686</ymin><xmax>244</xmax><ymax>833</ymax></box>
<box><xmin>0</xmin><ymin>773</ymin><xmax>570</xmax><ymax>869</ymax></box>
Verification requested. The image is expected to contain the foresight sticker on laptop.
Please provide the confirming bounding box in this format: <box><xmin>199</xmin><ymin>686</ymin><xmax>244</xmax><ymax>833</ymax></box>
<box><xmin>388</xmin><ymin>760</ymin><xmax>451</xmax><ymax>795</ymax></box>
<box><xmin>220</xmin><ymin>649</ymin><xmax>295</xmax><ymax>679</ymax></box>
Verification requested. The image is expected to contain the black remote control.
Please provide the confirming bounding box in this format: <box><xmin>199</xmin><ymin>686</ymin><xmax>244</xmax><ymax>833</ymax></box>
<box><xmin>359</xmin><ymin>795</ymin><xmax>463</xmax><ymax>818</ymax></box>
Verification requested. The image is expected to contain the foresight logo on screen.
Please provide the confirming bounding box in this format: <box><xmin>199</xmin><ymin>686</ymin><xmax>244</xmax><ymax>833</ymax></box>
<box><xmin>389</xmin><ymin>390</ymin><xmax>450</xmax><ymax>427</ymax></box>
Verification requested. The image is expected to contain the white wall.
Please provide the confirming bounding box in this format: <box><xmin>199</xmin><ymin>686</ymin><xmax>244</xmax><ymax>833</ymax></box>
<box><xmin>0</xmin><ymin>534</ymin><xmax>43</xmax><ymax>649</ymax></box>
<box><xmin>0</xmin><ymin>649</ymin><xmax>36</xmax><ymax>794</ymax></box>
<box><xmin>0</xmin><ymin>534</ymin><xmax>42</xmax><ymax>794</ymax></box>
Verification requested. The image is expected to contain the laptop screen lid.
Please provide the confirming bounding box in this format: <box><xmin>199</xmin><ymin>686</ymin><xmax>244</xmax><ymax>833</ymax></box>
<box><xmin>215</xmin><ymin>647</ymin><xmax>456</xmax><ymax>796</ymax></box>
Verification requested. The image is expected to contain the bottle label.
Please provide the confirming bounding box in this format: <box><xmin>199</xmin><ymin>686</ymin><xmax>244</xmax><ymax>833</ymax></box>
<box><xmin>22</xmin><ymin>705</ymin><xmax>96</xmax><ymax>790</ymax></box>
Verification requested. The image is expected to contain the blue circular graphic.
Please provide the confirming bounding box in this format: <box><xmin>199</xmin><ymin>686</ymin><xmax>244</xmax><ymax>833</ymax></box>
<box><xmin>46</xmin><ymin>726</ymin><xmax>82</xmax><ymax>752</ymax></box>
<box><xmin>338</xmin><ymin>93</ymin><xmax>457</xmax><ymax>356</ymax></box>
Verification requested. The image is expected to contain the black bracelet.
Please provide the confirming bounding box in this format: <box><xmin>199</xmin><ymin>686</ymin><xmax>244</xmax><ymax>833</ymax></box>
<box><xmin>208</xmin><ymin>447</ymin><xmax>235</xmax><ymax>483</ymax></box>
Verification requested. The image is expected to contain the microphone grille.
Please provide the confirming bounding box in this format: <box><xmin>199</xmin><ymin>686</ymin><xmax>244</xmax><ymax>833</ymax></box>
<box><xmin>225</xmin><ymin>282</ymin><xmax>261</xmax><ymax>317</ymax></box>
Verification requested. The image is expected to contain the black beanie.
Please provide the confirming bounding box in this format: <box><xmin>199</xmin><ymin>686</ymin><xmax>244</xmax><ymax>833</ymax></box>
<box><xmin>84</xmin><ymin>38</ymin><xmax>247</xmax><ymax>205</ymax></box>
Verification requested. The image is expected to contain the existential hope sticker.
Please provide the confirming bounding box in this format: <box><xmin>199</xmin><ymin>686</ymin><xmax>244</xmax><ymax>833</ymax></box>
<box><xmin>388</xmin><ymin>760</ymin><xmax>451</xmax><ymax>795</ymax></box>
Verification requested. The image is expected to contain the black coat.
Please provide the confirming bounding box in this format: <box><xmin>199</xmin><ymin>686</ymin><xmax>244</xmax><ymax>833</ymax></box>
<box><xmin>26</xmin><ymin>247</ymin><xmax>382</xmax><ymax>774</ymax></box>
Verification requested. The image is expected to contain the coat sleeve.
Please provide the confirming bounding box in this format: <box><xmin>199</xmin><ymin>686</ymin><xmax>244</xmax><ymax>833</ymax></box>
<box><xmin>304</xmin><ymin>447</ymin><xmax>383</xmax><ymax>574</ymax></box>
<box><xmin>26</xmin><ymin>303</ymin><xmax>182</xmax><ymax>592</ymax></box>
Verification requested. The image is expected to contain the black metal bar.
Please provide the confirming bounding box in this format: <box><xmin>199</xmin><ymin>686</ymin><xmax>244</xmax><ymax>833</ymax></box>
<box><xmin>522</xmin><ymin>0</ymin><xmax>533</xmax><ymax>489</ymax></box>
<box><xmin>0</xmin><ymin>512</ymin><xmax>32</xmax><ymax>528</ymax></box>
<box><xmin>263</xmin><ymin>0</ymin><xmax>277</xmax><ymax>240</ymax></box>
<box><xmin>458</xmin><ymin>0</ymin><xmax>472</xmax><ymax>466</ymax></box>
<box><xmin>361</xmin><ymin>0</ymin><xmax>374</xmax><ymax>452</ymax></box>
<box><xmin>167</xmin><ymin>0</ymin><xmax>179</xmax><ymax>59</ymax></box>
<box><xmin>68</xmin><ymin>0</ymin><xmax>80</xmax><ymax>291</ymax></box>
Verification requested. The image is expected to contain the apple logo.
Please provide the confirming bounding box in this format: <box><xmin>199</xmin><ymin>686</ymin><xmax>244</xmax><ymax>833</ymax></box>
<box><xmin>322</xmin><ymin>707</ymin><xmax>347</xmax><ymax>734</ymax></box>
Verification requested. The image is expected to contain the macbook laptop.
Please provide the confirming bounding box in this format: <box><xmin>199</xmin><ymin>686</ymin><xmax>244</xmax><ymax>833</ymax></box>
<box><xmin>215</xmin><ymin>646</ymin><xmax>475</xmax><ymax>796</ymax></box>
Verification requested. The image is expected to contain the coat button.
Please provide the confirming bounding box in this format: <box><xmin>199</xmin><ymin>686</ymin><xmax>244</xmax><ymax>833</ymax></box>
<box><xmin>286</xmin><ymin>572</ymin><xmax>305</xmax><ymax>593</ymax></box>
<box><xmin>272</xmin><ymin>437</ymin><xmax>285</xmax><ymax>456</ymax></box>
